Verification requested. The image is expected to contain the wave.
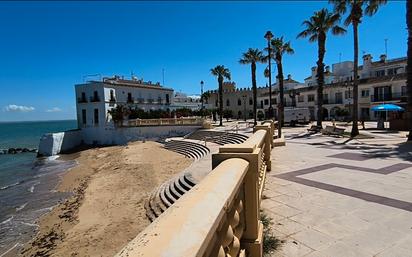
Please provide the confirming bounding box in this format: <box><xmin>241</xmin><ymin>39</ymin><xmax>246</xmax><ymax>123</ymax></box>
<box><xmin>28</xmin><ymin>182</ymin><xmax>40</xmax><ymax>193</ymax></box>
<box><xmin>0</xmin><ymin>216</ymin><xmax>14</xmax><ymax>225</ymax></box>
<box><xmin>0</xmin><ymin>181</ymin><xmax>23</xmax><ymax>191</ymax></box>
<box><xmin>20</xmin><ymin>221</ymin><xmax>39</xmax><ymax>228</ymax></box>
<box><xmin>16</xmin><ymin>202</ymin><xmax>28</xmax><ymax>212</ymax></box>
<box><xmin>0</xmin><ymin>242</ymin><xmax>23</xmax><ymax>257</ymax></box>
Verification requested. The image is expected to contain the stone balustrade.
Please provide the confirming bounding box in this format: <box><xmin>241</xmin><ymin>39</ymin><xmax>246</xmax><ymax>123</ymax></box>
<box><xmin>126</xmin><ymin>117</ymin><xmax>204</xmax><ymax>127</ymax></box>
<box><xmin>115</xmin><ymin>121</ymin><xmax>275</xmax><ymax>257</ymax></box>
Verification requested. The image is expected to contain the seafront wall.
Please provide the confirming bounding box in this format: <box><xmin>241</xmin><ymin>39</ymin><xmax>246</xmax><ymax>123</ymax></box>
<box><xmin>38</xmin><ymin>125</ymin><xmax>202</xmax><ymax>156</ymax></box>
<box><xmin>37</xmin><ymin>130</ymin><xmax>83</xmax><ymax>156</ymax></box>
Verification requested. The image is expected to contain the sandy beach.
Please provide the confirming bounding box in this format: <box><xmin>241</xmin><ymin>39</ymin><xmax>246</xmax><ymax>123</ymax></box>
<box><xmin>21</xmin><ymin>141</ymin><xmax>192</xmax><ymax>257</ymax></box>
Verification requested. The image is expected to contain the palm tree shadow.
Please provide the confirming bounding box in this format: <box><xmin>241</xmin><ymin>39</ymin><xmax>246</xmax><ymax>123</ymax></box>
<box><xmin>360</xmin><ymin>142</ymin><xmax>412</xmax><ymax>162</ymax></box>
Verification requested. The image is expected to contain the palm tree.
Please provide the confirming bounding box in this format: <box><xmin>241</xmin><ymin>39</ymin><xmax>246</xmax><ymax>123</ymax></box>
<box><xmin>297</xmin><ymin>8</ymin><xmax>346</xmax><ymax>128</ymax></box>
<box><xmin>210</xmin><ymin>65</ymin><xmax>231</xmax><ymax>126</ymax></box>
<box><xmin>331</xmin><ymin>0</ymin><xmax>387</xmax><ymax>138</ymax></box>
<box><xmin>270</xmin><ymin>37</ymin><xmax>294</xmax><ymax>138</ymax></box>
<box><xmin>240</xmin><ymin>48</ymin><xmax>265</xmax><ymax>125</ymax></box>
<box><xmin>407</xmin><ymin>0</ymin><xmax>412</xmax><ymax>141</ymax></box>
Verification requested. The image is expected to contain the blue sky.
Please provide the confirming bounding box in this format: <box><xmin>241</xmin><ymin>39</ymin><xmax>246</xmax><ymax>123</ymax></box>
<box><xmin>0</xmin><ymin>1</ymin><xmax>406</xmax><ymax>121</ymax></box>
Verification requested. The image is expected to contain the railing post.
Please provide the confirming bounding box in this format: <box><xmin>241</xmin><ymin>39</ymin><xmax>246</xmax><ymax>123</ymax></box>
<box><xmin>254</xmin><ymin>123</ymin><xmax>272</xmax><ymax>171</ymax></box>
<box><xmin>212</xmin><ymin>144</ymin><xmax>263</xmax><ymax>257</ymax></box>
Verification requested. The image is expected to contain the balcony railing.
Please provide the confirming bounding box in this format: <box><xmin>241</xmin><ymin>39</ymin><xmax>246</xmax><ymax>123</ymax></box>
<box><xmin>115</xmin><ymin>121</ymin><xmax>275</xmax><ymax>257</ymax></box>
<box><xmin>90</xmin><ymin>96</ymin><xmax>100</xmax><ymax>102</ymax></box>
<box><xmin>370</xmin><ymin>93</ymin><xmax>406</xmax><ymax>102</ymax></box>
<box><xmin>77</xmin><ymin>97</ymin><xmax>87</xmax><ymax>103</ymax></box>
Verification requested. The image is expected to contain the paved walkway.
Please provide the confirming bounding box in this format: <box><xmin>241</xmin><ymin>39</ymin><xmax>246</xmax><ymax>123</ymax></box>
<box><xmin>262</xmin><ymin>126</ymin><xmax>412</xmax><ymax>256</ymax></box>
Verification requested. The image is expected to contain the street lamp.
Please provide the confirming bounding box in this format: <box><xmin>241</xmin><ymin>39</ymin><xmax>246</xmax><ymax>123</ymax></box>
<box><xmin>200</xmin><ymin>80</ymin><xmax>204</xmax><ymax>110</ymax></box>
<box><xmin>264</xmin><ymin>30</ymin><xmax>274</xmax><ymax>118</ymax></box>
<box><xmin>242</xmin><ymin>94</ymin><xmax>247</xmax><ymax>121</ymax></box>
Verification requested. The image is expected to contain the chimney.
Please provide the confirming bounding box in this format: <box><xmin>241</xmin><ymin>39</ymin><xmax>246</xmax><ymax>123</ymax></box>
<box><xmin>380</xmin><ymin>54</ymin><xmax>387</xmax><ymax>62</ymax></box>
<box><xmin>311</xmin><ymin>66</ymin><xmax>316</xmax><ymax>77</ymax></box>
<box><xmin>362</xmin><ymin>54</ymin><xmax>372</xmax><ymax>66</ymax></box>
<box><xmin>287</xmin><ymin>74</ymin><xmax>292</xmax><ymax>80</ymax></box>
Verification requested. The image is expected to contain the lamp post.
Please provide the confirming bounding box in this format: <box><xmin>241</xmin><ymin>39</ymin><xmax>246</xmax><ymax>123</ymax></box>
<box><xmin>200</xmin><ymin>80</ymin><xmax>204</xmax><ymax>111</ymax></box>
<box><xmin>264</xmin><ymin>30</ymin><xmax>274</xmax><ymax>119</ymax></box>
<box><xmin>242</xmin><ymin>94</ymin><xmax>247</xmax><ymax>121</ymax></box>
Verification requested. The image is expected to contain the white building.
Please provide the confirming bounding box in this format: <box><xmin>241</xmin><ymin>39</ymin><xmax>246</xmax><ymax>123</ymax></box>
<box><xmin>75</xmin><ymin>76</ymin><xmax>174</xmax><ymax>129</ymax></box>
<box><xmin>170</xmin><ymin>92</ymin><xmax>201</xmax><ymax>111</ymax></box>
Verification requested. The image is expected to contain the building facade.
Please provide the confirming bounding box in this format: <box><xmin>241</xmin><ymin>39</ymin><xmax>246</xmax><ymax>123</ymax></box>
<box><xmin>75</xmin><ymin>76</ymin><xmax>174</xmax><ymax>129</ymax></box>
<box><xmin>205</xmin><ymin>54</ymin><xmax>407</xmax><ymax>121</ymax></box>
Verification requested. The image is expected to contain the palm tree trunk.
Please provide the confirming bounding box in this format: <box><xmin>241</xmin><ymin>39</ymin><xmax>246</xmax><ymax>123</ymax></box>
<box><xmin>277</xmin><ymin>55</ymin><xmax>284</xmax><ymax>138</ymax></box>
<box><xmin>218</xmin><ymin>76</ymin><xmax>223</xmax><ymax>126</ymax></box>
<box><xmin>351</xmin><ymin>22</ymin><xmax>360</xmax><ymax>137</ymax></box>
<box><xmin>252</xmin><ymin>62</ymin><xmax>257</xmax><ymax>125</ymax></box>
<box><xmin>316</xmin><ymin>34</ymin><xmax>326</xmax><ymax>128</ymax></box>
<box><xmin>407</xmin><ymin>0</ymin><xmax>412</xmax><ymax>140</ymax></box>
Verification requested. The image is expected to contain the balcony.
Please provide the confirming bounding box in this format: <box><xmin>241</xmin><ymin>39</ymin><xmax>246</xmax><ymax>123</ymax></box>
<box><xmin>137</xmin><ymin>98</ymin><xmax>145</xmax><ymax>104</ymax></box>
<box><xmin>370</xmin><ymin>93</ymin><xmax>406</xmax><ymax>102</ymax></box>
<box><xmin>90</xmin><ymin>96</ymin><xmax>100</xmax><ymax>102</ymax></box>
<box><xmin>77</xmin><ymin>97</ymin><xmax>87</xmax><ymax>103</ymax></box>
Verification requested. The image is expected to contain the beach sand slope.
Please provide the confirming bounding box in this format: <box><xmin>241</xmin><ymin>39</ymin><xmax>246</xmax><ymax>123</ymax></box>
<box><xmin>22</xmin><ymin>141</ymin><xmax>192</xmax><ymax>257</ymax></box>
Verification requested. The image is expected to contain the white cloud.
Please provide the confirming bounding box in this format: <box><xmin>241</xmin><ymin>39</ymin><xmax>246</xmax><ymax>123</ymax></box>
<box><xmin>4</xmin><ymin>104</ymin><xmax>35</xmax><ymax>112</ymax></box>
<box><xmin>46</xmin><ymin>107</ymin><xmax>62</xmax><ymax>113</ymax></box>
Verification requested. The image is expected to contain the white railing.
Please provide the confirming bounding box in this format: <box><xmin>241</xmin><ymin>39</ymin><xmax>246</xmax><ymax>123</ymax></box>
<box><xmin>125</xmin><ymin>117</ymin><xmax>204</xmax><ymax>127</ymax></box>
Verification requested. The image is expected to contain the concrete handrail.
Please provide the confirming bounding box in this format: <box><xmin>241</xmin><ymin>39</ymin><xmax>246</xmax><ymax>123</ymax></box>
<box><xmin>126</xmin><ymin>117</ymin><xmax>204</xmax><ymax>127</ymax></box>
<box><xmin>115</xmin><ymin>158</ymin><xmax>249</xmax><ymax>257</ymax></box>
<box><xmin>116</xmin><ymin>120</ymin><xmax>275</xmax><ymax>257</ymax></box>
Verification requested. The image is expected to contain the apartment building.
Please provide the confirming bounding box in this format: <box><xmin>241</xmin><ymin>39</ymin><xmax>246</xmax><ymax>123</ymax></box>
<box><xmin>205</xmin><ymin>53</ymin><xmax>407</xmax><ymax>121</ymax></box>
<box><xmin>75</xmin><ymin>76</ymin><xmax>174</xmax><ymax>128</ymax></box>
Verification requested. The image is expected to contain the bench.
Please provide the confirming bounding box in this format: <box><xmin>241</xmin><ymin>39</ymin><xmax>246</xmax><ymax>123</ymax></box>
<box><xmin>307</xmin><ymin>125</ymin><xmax>320</xmax><ymax>132</ymax></box>
<box><xmin>321</xmin><ymin>126</ymin><xmax>345</xmax><ymax>137</ymax></box>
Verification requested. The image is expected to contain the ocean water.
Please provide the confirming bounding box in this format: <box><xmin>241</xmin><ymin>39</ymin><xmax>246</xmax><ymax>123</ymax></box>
<box><xmin>0</xmin><ymin>120</ymin><xmax>78</xmax><ymax>256</ymax></box>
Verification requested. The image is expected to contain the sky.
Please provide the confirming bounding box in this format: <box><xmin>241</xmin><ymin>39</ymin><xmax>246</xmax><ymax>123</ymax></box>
<box><xmin>0</xmin><ymin>1</ymin><xmax>407</xmax><ymax>121</ymax></box>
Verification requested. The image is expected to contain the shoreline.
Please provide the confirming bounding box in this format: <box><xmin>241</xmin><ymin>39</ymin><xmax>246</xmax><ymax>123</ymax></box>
<box><xmin>20</xmin><ymin>141</ymin><xmax>192</xmax><ymax>256</ymax></box>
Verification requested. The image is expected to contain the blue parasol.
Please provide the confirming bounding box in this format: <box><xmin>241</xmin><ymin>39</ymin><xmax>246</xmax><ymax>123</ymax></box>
<box><xmin>371</xmin><ymin>104</ymin><xmax>404</xmax><ymax>112</ymax></box>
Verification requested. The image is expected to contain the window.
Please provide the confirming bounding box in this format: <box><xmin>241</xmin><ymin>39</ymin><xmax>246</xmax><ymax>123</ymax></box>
<box><xmin>260</xmin><ymin>101</ymin><xmax>263</xmax><ymax>109</ymax></box>
<box><xmin>82</xmin><ymin>109</ymin><xmax>86</xmax><ymax>125</ymax></box>
<box><xmin>308</xmin><ymin>94</ymin><xmax>315</xmax><ymax>102</ymax></box>
<box><xmin>109</xmin><ymin>90</ymin><xmax>115</xmax><ymax>101</ymax></box>
<box><xmin>215</xmin><ymin>100</ymin><xmax>218</xmax><ymax>107</ymax></box>
<box><xmin>402</xmin><ymin>86</ymin><xmax>407</xmax><ymax>96</ymax></box>
<box><xmin>298</xmin><ymin>95</ymin><xmax>304</xmax><ymax>102</ymax></box>
<box><xmin>92</xmin><ymin>91</ymin><xmax>99</xmax><ymax>102</ymax></box>
<box><xmin>226</xmin><ymin>99</ymin><xmax>230</xmax><ymax>106</ymax></box>
<box><xmin>373</xmin><ymin>86</ymin><xmax>392</xmax><ymax>101</ymax></box>
<box><xmin>127</xmin><ymin>93</ymin><xmax>133</xmax><ymax>103</ymax></box>
<box><xmin>273</xmin><ymin>98</ymin><xmax>277</xmax><ymax>104</ymax></box>
<box><xmin>94</xmin><ymin>109</ymin><xmax>99</xmax><ymax>125</ymax></box>
<box><xmin>361</xmin><ymin>108</ymin><xmax>370</xmax><ymax>119</ymax></box>
<box><xmin>238</xmin><ymin>99</ymin><xmax>242</xmax><ymax>106</ymax></box>
<box><xmin>345</xmin><ymin>90</ymin><xmax>352</xmax><ymax>99</ymax></box>
<box><xmin>335</xmin><ymin>92</ymin><xmax>343</xmax><ymax>104</ymax></box>
<box><xmin>323</xmin><ymin>94</ymin><xmax>328</xmax><ymax>104</ymax></box>
<box><xmin>264</xmin><ymin>99</ymin><xmax>269</xmax><ymax>105</ymax></box>
<box><xmin>375</xmin><ymin>70</ymin><xmax>385</xmax><ymax>77</ymax></box>
<box><xmin>387</xmin><ymin>68</ymin><xmax>398</xmax><ymax>76</ymax></box>
<box><xmin>361</xmin><ymin>90</ymin><xmax>370</xmax><ymax>98</ymax></box>
<box><xmin>249</xmin><ymin>98</ymin><xmax>253</xmax><ymax>105</ymax></box>
<box><xmin>166</xmin><ymin>94</ymin><xmax>170</xmax><ymax>104</ymax></box>
<box><xmin>81</xmin><ymin>92</ymin><xmax>86</xmax><ymax>102</ymax></box>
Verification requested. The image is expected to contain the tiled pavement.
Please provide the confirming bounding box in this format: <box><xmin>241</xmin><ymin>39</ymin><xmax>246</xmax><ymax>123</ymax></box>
<box><xmin>262</xmin><ymin>127</ymin><xmax>412</xmax><ymax>256</ymax></box>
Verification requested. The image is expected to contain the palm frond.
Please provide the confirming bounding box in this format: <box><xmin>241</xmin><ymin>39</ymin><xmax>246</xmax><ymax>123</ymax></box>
<box><xmin>332</xmin><ymin>25</ymin><xmax>346</xmax><ymax>35</ymax></box>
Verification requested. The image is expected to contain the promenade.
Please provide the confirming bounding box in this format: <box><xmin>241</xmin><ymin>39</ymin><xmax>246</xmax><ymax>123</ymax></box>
<box><xmin>263</xmin><ymin>124</ymin><xmax>412</xmax><ymax>256</ymax></box>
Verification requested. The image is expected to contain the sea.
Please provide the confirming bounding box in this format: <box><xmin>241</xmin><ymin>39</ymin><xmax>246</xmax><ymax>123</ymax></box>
<box><xmin>0</xmin><ymin>120</ymin><xmax>78</xmax><ymax>256</ymax></box>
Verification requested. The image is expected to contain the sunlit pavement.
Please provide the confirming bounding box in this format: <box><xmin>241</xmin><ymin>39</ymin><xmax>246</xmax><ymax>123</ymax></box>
<box><xmin>262</xmin><ymin>124</ymin><xmax>412</xmax><ymax>256</ymax></box>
